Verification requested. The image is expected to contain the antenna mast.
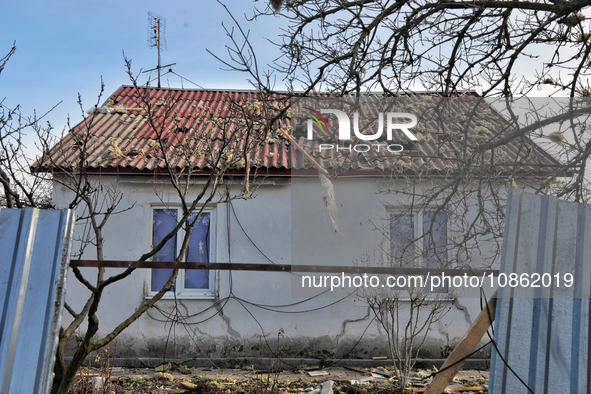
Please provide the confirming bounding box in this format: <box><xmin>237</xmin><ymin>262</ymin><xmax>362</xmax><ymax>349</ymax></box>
<box><xmin>147</xmin><ymin>12</ymin><xmax>166</xmax><ymax>88</ymax></box>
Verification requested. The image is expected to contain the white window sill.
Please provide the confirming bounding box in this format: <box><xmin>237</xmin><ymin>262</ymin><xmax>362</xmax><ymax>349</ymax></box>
<box><xmin>396</xmin><ymin>295</ymin><xmax>455</xmax><ymax>302</ymax></box>
<box><xmin>145</xmin><ymin>292</ymin><xmax>216</xmax><ymax>300</ymax></box>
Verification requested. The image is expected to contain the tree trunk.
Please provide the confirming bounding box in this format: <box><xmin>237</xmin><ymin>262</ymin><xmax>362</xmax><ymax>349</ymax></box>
<box><xmin>52</xmin><ymin>292</ymin><xmax>101</xmax><ymax>394</ymax></box>
<box><xmin>50</xmin><ymin>331</ymin><xmax>67</xmax><ymax>394</ymax></box>
<box><xmin>54</xmin><ymin>345</ymin><xmax>93</xmax><ymax>394</ymax></box>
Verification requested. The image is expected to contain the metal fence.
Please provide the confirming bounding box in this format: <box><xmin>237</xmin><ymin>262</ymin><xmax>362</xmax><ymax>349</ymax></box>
<box><xmin>490</xmin><ymin>188</ymin><xmax>591</xmax><ymax>393</ymax></box>
<box><xmin>0</xmin><ymin>208</ymin><xmax>75</xmax><ymax>394</ymax></box>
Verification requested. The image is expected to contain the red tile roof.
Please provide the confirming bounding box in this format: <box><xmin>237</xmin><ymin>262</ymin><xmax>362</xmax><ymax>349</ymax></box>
<box><xmin>35</xmin><ymin>86</ymin><xmax>561</xmax><ymax>177</ymax></box>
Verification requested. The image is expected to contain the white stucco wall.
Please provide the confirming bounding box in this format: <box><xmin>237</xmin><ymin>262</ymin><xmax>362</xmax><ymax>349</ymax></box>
<box><xmin>53</xmin><ymin>173</ymin><xmax>499</xmax><ymax>363</ymax></box>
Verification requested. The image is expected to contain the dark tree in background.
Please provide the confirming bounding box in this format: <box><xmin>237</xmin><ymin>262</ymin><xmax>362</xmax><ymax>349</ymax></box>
<box><xmin>217</xmin><ymin>2</ymin><xmax>591</xmax><ymax>386</ymax></box>
<box><xmin>223</xmin><ymin>1</ymin><xmax>591</xmax><ymax>97</ymax></box>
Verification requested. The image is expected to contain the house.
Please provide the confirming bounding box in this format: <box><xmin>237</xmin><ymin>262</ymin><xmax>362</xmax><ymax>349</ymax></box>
<box><xmin>36</xmin><ymin>86</ymin><xmax>562</xmax><ymax>366</ymax></box>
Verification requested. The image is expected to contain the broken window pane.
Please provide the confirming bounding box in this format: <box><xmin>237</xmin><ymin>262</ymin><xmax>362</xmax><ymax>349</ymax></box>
<box><xmin>185</xmin><ymin>212</ymin><xmax>210</xmax><ymax>289</ymax></box>
<box><xmin>151</xmin><ymin>208</ymin><xmax>213</xmax><ymax>294</ymax></box>
<box><xmin>152</xmin><ymin>209</ymin><xmax>177</xmax><ymax>292</ymax></box>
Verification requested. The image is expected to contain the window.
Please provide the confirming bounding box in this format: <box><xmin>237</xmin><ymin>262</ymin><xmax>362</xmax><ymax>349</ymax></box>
<box><xmin>390</xmin><ymin>210</ymin><xmax>448</xmax><ymax>293</ymax></box>
<box><xmin>390</xmin><ymin>210</ymin><xmax>448</xmax><ymax>268</ymax></box>
<box><xmin>149</xmin><ymin>207</ymin><xmax>215</xmax><ymax>299</ymax></box>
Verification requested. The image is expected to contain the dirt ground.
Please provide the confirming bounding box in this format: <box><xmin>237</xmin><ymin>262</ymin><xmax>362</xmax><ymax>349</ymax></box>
<box><xmin>71</xmin><ymin>364</ymin><xmax>490</xmax><ymax>394</ymax></box>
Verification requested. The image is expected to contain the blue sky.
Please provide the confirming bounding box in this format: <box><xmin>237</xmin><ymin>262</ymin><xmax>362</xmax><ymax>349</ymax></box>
<box><xmin>1</xmin><ymin>1</ymin><xmax>282</xmax><ymax>134</ymax></box>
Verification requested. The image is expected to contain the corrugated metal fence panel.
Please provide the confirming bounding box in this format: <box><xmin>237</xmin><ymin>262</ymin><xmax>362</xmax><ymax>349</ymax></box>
<box><xmin>0</xmin><ymin>208</ymin><xmax>75</xmax><ymax>394</ymax></box>
<box><xmin>490</xmin><ymin>188</ymin><xmax>591</xmax><ymax>393</ymax></box>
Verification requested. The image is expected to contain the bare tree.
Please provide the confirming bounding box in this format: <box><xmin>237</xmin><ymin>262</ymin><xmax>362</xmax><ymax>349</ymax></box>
<box><xmin>1</xmin><ymin>46</ymin><xmax>287</xmax><ymax>394</ymax></box>
<box><xmin>232</xmin><ymin>0</ymin><xmax>591</xmax><ymax>97</ymax></box>
<box><xmin>215</xmin><ymin>0</ymin><xmax>591</xmax><ymax>205</ymax></box>
<box><xmin>214</xmin><ymin>0</ymin><xmax>591</xmax><ymax>381</ymax></box>
<box><xmin>4</xmin><ymin>0</ymin><xmax>591</xmax><ymax>386</ymax></box>
<box><xmin>214</xmin><ymin>0</ymin><xmax>591</xmax><ymax>267</ymax></box>
<box><xmin>0</xmin><ymin>44</ymin><xmax>55</xmax><ymax>209</ymax></box>
<box><xmin>358</xmin><ymin>249</ymin><xmax>450</xmax><ymax>391</ymax></box>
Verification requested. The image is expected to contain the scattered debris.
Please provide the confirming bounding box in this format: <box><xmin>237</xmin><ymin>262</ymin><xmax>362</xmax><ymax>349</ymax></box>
<box><xmin>91</xmin><ymin>376</ymin><xmax>105</xmax><ymax>394</ymax></box>
<box><xmin>302</xmin><ymin>365</ymin><xmax>321</xmax><ymax>371</ymax></box>
<box><xmin>254</xmin><ymin>368</ymin><xmax>283</xmax><ymax>374</ymax></box>
<box><xmin>413</xmin><ymin>386</ymin><xmax>487</xmax><ymax>392</ymax></box>
<box><xmin>371</xmin><ymin>356</ymin><xmax>388</xmax><ymax>360</ymax></box>
<box><xmin>155</xmin><ymin>362</ymin><xmax>172</xmax><ymax>372</ymax></box>
<box><xmin>319</xmin><ymin>380</ymin><xmax>334</xmax><ymax>394</ymax></box>
<box><xmin>308</xmin><ymin>370</ymin><xmax>329</xmax><ymax>377</ymax></box>
<box><xmin>77</xmin><ymin>368</ymin><xmax>101</xmax><ymax>378</ymax></box>
<box><xmin>153</xmin><ymin>372</ymin><xmax>173</xmax><ymax>381</ymax></box>
<box><xmin>154</xmin><ymin>361</ymin><xmax>192</xmax><ymax>375</ymax></box>
<box><xmin>180</xmin><ymin>380</ymin><xmax>197</xmax><ymax>389</ymax></box>
<box><xmin>177</xmin><ymin>365</ymin><xmax>192</xmax><ymax>375</ymax></box>
<box><xmin>372</xmin><ymin>368</ymin><xmax>392</xmax><ymax>378</ymax></box>
<box><xmin>371</xmin><ymin>372</ymin><xmax>386</xmax><ymax>379</ymax></box>
<box><xmin>71</xmin><ymin>366</ymin><xmax>488</xmax><ymax>393</ymax></box>
<box><xmin>110</xmin><ymin>367</ymin><xmax>125</xmax><ymax>374</ymax></box>
<box><xmin>350</xmin><ymin>377</ymin><xmax>375</xmax><ymax>385</ymax></box>
<box><xmin>303</xmin><ymin>380</ymin><xmax>334</xmax><ymax>394</ymax></box>
<box><xmin>343</xmin><ymin>366</ymin><xmax>367</xmax><ymax>374</ymax></box>
<box><xmin>77</xmin><ymin>372</ymin><xmax>101</xmax><ymax>378</ymax></box>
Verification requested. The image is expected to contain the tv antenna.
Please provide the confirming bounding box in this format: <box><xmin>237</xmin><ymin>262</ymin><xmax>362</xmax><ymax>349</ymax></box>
<box><xmin>147</xmin><ymin>11</ymin><xmax>167</xmax><ymax>87</ymax></box>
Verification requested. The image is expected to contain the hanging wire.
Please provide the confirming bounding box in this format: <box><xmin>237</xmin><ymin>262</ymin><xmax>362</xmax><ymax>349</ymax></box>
<box><xmin>478</xmin><ymin>288</ymin><xmax>535</xmax><ymax>394</ymax></box>
<box><xmin>169</xmin><ymin>71</ymin><xmax>205</xmax><ymax>89</ymax></box>
<box><xmin>145</xmin><ymin>197</ymin><xmax>373</xmax><ymax>369</ymax></box>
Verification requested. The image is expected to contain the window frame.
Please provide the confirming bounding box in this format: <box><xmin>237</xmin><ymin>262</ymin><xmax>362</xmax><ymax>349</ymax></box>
<box><xmin>147</xmin><ymin>205</ymin><xmax>216</xmax><ymax>300</ymax></box>
<box><xmin>389</xmin><ymin>208</ymin><xmax>448</xmax><ymax>268</ymax></box>
<box><xmin>388</xmin><ymin>207</ymin><xmax>453</xmax><ymax>297</ymax></box>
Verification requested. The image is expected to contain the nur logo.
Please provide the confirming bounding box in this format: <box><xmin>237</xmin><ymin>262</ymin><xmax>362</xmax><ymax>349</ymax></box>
<box><xmin>303</xmin><ymin>108</ymin><xmax>418</xmax><ymax>153</ymax></box>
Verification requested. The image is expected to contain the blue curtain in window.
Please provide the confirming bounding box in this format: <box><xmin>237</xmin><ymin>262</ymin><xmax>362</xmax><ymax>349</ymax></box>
<box><xmin>152</xmin><ymin>209</ymin><xmax>211</xmax><ymax>292</ymax></box>
<box><xmin>185</xmin><ymin>212</ymin><xmax>210</xmax><ymax>289</ymax></box>
<box><xmin>152</xmin><ymin>209</ymin><xmax>177</xmax><ymax>291</ymax></box>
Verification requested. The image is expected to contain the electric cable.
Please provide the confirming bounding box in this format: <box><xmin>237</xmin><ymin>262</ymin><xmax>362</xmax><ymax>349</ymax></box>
<box><xmin>231</xmin><ymin>295</ymin><xmax>300</xmax><ymax>369</ymax></box>
<box><xmin>144</xmin><ymin>192</ymin><xmax>379</xmax><ymax>370</ymax></box>
<box><xmin>230</xmin><ymin>201</ymin><xmax>349</xmax><ymax>306</ymax></box>
<box><xmin>230</xmin><ymin>201</ymin><xmax>276</xmax><ymax>265</ymax></box>
<box><xmin>169</xmin><ymin>71</ymin><xmax>204</xmax><ymax>89</ymax></box>
<box><xmin>231</xmin><ymin>293</ymin><xmax>355</xmax><ymax>314</ymax></box>
<box><xmin>321</xmin><ymin>313</ymin><xmax>377</xmax><ymax>368</ymax></box>
<box><xmin>424</xmin><ymin>340</ymin><xmax>492</xmax><ymax>380</ymax></box>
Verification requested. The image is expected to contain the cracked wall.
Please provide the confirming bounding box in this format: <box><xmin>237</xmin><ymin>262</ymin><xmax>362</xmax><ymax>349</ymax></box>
<box><xmin>56</xmin><ymin>175</ymin><xmax>497</xmax><ymax>364</ymax></box>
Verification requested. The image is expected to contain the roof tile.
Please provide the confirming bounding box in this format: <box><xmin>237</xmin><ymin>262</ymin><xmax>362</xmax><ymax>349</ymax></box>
<box><xmin>35</xmin><ymin>86</ymin><xmax>560</xmax><ymax>177</ymax></box>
